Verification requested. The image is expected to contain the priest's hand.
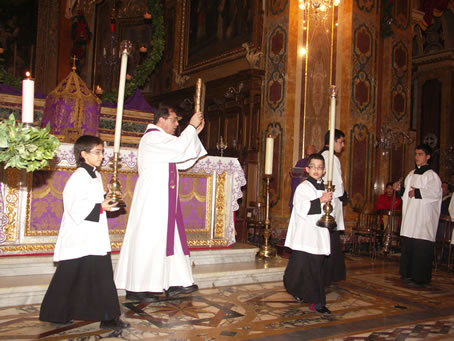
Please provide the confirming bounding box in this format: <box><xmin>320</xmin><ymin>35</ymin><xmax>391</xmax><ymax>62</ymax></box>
<box><xmin>102</xmin><ymin>198</ymin><xmax>119</xmax><ymax>212</ymax></box>
<box><xmin>196</xmin><ymin>118</ymin><xmax>205</xmax><ymax>134</ymax></box>
<box><xmin>189</xmin><ymin>112</ymin><xmax>204</xmax><ymax>129</ymax></box>
<box><xmin>408</xmin><ymin>187</ymin><xmax>415</xmax><ymax>198</ymax></box>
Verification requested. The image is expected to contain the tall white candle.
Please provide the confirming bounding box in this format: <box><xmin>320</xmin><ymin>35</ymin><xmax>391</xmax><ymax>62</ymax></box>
<box><xmin>327</xmin><ymin>87</ymin><xmax>337</xmax><ymax>182</ymax></box>
<box><xmin>264</xmin><ymin>136</ymin><xmax>274</xmax><ymax>175</ymax></box>
<box><xmin>113</xmin><ymin>42</ymin><xmax>130</xmax><ymax>153</ymax></box>
<box><xmin>22</xmin><ymin>72</ymin><xmax>34</xmax><ymax>124</ymax></box>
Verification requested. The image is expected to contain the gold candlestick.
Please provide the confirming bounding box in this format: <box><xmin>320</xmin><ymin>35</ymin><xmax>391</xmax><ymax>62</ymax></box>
<box><xmin>106</xmin><ymin>152</ymin><xmax>126</xmax><ymax>207</ymax></box>
<box><xmin>257</xmin><ymin>174</ymin><xmax>277</xmax><ymax>259</ymax></box>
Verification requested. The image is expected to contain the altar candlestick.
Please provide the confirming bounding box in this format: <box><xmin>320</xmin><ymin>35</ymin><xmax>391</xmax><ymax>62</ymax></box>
<box><xmin>327</xmin><ymin>86</ymin><xmax>336</xmax><ymax>182</ymax></box>
<box><xmin>264</xmin><ymin>136</ymin><xmax>274</xmax><ymax>175</ymax></box>
<box><xmin>113</xmin><ymin>41</ymin><xmax>131</xmax><ymax>153</ymax></box>
<box><xmin>22</xmin><ymin>71</ymin><xmax>34</xmax><ymax>124</ymax></box>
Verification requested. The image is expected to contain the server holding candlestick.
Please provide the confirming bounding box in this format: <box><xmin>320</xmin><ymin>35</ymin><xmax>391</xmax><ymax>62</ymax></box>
<box><xmin>320</xmin><ymin>85</ymin><xmax>347</xmax><ymax>286</ymax></box>
<box><xmin>107</xmin><ymin>40</ymin><xmax>132</xmax><ymax>208</ymax></box>
<box><xmin>257</xmin><ymin>135</ymin><xmax>277</xmax><ymax>259</ymax></box>
<box><xmin>22</xmin><ymin>71</ymin><xmax>34</xmax><ymax>126</ymax></box>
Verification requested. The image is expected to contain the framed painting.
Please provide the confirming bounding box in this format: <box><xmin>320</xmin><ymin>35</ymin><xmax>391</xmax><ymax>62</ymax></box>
<box><xmin>179</xmin><ymin>0</ymin><xmax>261</xmax><ymax>74</ymax></box>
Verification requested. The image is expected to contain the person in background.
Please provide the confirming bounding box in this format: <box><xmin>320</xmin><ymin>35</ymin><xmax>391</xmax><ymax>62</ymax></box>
<box><xmin>376</xmin><ymin>181</ymin><xmax>402</xmax><ymax>227</ymax></box>
<box><xmin>289</xmin><ymin>144</ymin><xmax>316</xmax><ymax>212</ymax></box>
<box><xmin>284</xmin><ymin>154</ymin><xmax>333</xmax><ymax>315</ymax></box>
<box><xmin>394</xmin><ymin>144</ymin><xmax>442</xmax><ymax>287</ymax></box>
<box><xmin>320</xmin><ymin>129</ymin><xmax>347</xmax><ymax>286</ymax></box>
<box><xmin>40</xmin><ymin>135</ymin><xmax>129</xmax><ymax>331</ymax></box>
<box><xmin>441</xmin><ymin>181</ymin><xmax>452</xmax><ymax>216</ymax></box>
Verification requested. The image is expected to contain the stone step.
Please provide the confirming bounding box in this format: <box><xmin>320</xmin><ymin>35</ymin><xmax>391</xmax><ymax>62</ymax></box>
<box><xmin>0</xmin><ymin>243</ymin><xmax>259</xmax><ymax>277</ymax></box>
<box><xmin>0</xmin><ymin>245</ymin><xmax>286</xmax><ymax>308</ymax></box>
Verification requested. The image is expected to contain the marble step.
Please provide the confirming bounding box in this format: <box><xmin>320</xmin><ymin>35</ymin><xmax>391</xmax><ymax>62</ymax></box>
<box><xmin>0</xmin><ymin>243</ymin><xmax>259</xmax><ymax>277</ymax></box>
<box><xmin>0</xmin><ymin>246</ymin><xmax>287</xmax><ymax>308</ymax></box>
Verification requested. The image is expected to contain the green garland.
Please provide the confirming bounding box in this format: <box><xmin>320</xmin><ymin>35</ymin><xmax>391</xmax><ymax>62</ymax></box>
<box><xmin>0</xmin><ymin>58</ymin><xmax>21</xmax><ymax>89</ymax></box>
<box><xmin>101</xmin><ymin>0</ymin><xmax>165</xmax><ymax>103</ymax></box>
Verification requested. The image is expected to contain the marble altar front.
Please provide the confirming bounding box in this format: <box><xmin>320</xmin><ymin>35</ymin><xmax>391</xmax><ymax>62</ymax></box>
<box><xmin>0</xmin><ymin>144</ymin><xmax>246</xmax><ymax>255</ymax></box>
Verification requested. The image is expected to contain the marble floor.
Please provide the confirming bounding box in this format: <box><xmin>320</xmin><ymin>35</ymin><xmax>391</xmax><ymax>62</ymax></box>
<box><xmin>1</xmin><ymin>254</ymin><xmax>454</xmax><ymax>340</ymax></box>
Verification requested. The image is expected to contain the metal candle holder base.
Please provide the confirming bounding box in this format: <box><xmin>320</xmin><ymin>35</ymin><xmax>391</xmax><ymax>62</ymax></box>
<box><xmin>257</xmin><ymin>174</ymin><xmax>277</xmax><ymax>259</ymax></box>
<box><xmin>316</xmin><ymin>181</ymin><xmax>337</xmax><ymax>230</ymax></box>
<box><xmin>107</xmin><ymin>152</ymin><xmax>127</xmax><ymax>208</ymax></box>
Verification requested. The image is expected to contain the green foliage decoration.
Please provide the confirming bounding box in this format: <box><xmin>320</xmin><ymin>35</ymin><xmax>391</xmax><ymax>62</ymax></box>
<box><xmin>0</xmin><ymin>114</ymin><xmax>60</xmax><ymax>172</ymax></box>
<box><xmin>101</xmin><ymin>0</ymin><xmax>165</xmax><ymax>103</ymax></box>
<box><xmin>0</xmin><ymin>58</ymin><xmax>21</xmax><ymax>89</ymax></box>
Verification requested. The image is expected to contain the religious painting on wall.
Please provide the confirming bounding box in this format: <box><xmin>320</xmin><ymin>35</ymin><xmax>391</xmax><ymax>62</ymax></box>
<box><xmin>0</xmin><ymin>0</ymin><xmax>38</xmax><ymax>80</ymax></box>
<box><xmin>180</xmin><ymin>0</ymin><xmax>260</xmax><ymax>73</ymax></box>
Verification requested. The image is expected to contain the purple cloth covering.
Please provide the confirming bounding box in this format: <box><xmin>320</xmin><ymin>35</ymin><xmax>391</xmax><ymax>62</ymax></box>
<box><xmin>102</xmin><ymin>89</ymin><xmax>155</xmax><ymax>113</ymax></box>
<box><xmin>0</xmin><ymin>83</ymin><xmax>46</xmax><ymax>98</ymax></box>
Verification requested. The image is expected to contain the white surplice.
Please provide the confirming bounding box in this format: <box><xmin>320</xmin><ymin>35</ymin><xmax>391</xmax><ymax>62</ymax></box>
<box><xmin>321</xmin><ymin>151</ymin><xmax>345</xmax><ymax>231</ymax></box>
<box><xmin>114</xmin><ymin>124</ymin><xmax>207</xmax><ymax>292</ymax></box>
<box><xmin>400</xmin><ymin>167</ymin><xmax>442</xmax><ymax>242</ymax></box>
<box><xmin>285</xmin><ymin>180</ymin><xmax>332</xmax><ymax>255</ymax></box>
<box><xmin>54</xmin><ymin>167</ymin><xmax>111</xmax><ymax>262</ymax></box>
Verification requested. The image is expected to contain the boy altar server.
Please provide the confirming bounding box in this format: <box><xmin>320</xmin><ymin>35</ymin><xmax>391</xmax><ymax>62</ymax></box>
<box><xmin>284</xmin><ymin>154</ymin><xmax>334</xmax><ymax>315</ymax></box>
<box><xmin>394</xmin><ymin>144</ymin><xmax>442</xmax><ymax>286</ymax></box>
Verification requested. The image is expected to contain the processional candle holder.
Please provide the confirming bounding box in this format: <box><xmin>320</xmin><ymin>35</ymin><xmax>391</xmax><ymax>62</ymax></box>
<box><xmin>106</xmin><ymin>40</ymin><xmax>132</xmax><ymax>208</ymax></box>
<box><xmin>316</xmin><ymin>85</ymin><xmax>337</xmax><ymax>230</ymax></box>
<box><xmin>107</xmin><ymin>152</ymin><xmax>127</xmax><ymax>207</ymax></box>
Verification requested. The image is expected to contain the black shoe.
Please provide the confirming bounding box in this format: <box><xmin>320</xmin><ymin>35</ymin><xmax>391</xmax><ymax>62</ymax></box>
<box><xmin>125</xmin><ymin>290</ymin><xmax>159</xmax><ymax>302</ymax></box>
<box><xmin>316</xmin><ymin>306</ymin><xmax>331</xmax><ymax>315</ymax></box>
<box><xmin>293</xmin><ymin>295</ymin><xmax>304</xmax><ymax>303</ymax></box>
<box><xmin>165</xmin><ymin>284</ymin><xmax>199</xmax><ymax>297</ymax></box>
<box><xmin>100</xmin><ymin>318</ymin><xmax>130</xmax><ymax>330</ymax></box>
<box><xmin>401</xmin><ymin>277</ymin><xmax>412</xmax><ymax>283</ymax></box>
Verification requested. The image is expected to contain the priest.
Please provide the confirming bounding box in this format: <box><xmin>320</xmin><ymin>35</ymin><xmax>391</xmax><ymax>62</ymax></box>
<box><xmin>394</xmin><ymin>144</ymin><xmax>442</xmax><ymax>286</ymax></box>
<box><xmin>115</xmin><ymin>106</ymin><xmax>206</xmax><ymax>301</ymax></box>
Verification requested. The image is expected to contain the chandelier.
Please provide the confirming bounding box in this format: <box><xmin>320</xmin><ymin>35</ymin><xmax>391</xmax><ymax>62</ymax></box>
<box><xmin>376</xmin><ymin>124</ymin><xmax>414</xmax><ymax>155</ymax></box>
<box><xmin>299</xmin><ymin>0</ymin><xmax>340</xmax><ymax>12</ymax></box>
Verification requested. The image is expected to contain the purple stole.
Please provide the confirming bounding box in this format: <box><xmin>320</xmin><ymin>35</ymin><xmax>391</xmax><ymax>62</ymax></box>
<box><xmin>144</xmin><ymin>128</ymin><xmax>190</xmax><ymax>256</ymax></box>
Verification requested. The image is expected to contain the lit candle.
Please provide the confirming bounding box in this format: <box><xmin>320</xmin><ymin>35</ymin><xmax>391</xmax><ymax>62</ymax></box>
<box><xmin>22</xmin><ymin>71</ymin><xmax>34</xmax><ymax>124</ymax></box>
<box><xmin>327</xmin><ymin>86</ymin><xmax>337</xmax><ymax>182</ymax></box>
<box><xmin>264</xmin><ymin>136</ymin><xmax>274</xmax><ymax>175</ymax></box>
<box><xmin>95</xmin><ymin>85</ymin><xmax>103</xmax><ymax>95</ymax></box>
<box><xmin>113</xmin><ymin>41</ymin><xmax>131</xmax><ymax>153</ymax></box>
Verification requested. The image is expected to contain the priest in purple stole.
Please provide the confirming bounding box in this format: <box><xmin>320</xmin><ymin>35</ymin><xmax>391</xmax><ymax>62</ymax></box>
<box><xmin>115</xmin><ymin>106</ymin><xmax>206</xmax><ymax>301</ymax></box>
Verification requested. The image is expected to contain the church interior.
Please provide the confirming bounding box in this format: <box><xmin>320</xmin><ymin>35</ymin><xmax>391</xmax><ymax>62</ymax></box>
<box><xmin>1</xmin><ymin>0</ymin><xmax>454</xmax><ymax>339</ymax></box>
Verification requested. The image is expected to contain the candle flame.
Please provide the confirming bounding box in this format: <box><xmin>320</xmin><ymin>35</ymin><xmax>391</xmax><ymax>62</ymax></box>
<box><xmin>25</xmin><ymin>71</ymin><xmax>31</xmax><ymax>79</ymax></box>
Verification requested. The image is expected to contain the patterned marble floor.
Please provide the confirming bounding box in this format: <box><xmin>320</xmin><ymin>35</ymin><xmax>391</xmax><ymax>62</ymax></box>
<box><xmin>1</xmin><ymin>255</ymin><xmax>454</xmax><ymax>340</ymax></box>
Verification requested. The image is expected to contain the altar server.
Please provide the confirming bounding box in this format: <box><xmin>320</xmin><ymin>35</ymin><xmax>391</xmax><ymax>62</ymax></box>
<box><xmin>40</xmin><ymin>135</ymin><xmax>129</xmax><ymax>331</ymax></box>
<box><xmin>394</xmin><ymin>144</ymin><xmax>442</xmax><ymax>286</ymax></box>
<box><xmin>320</xmin><ymin>129</ymin><xmax>347</xmax><ymax>286</ymax></box>
<box><xmin>115</xmin><ymin>106</ymin><xmax>206</xmax><ymax>302</ymax></box>
<box><xmin>284</xmin><ymin>154</ymin><xmax>333</xmax><ymax>315</ymax></box>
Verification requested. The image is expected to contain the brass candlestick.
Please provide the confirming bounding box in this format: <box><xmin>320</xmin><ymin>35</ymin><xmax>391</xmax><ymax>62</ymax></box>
<box><xmin>216</xmin><ymin>136</ymin><xmax>227</xmax><ymax>157</ymax></box>
<box><xmin>316</xmin><ymin>181</ymin><xmax>337</xmax><ymax>229</ymax></box>
<box><xmin>257</xmin><ymin>174</ymin><xmax>277</xmax><ymax>259</ymax></box>
<box><xmin>106</xmin><ymin>152</ymin><xmax>126</xmax><ymax>207</ymax></box>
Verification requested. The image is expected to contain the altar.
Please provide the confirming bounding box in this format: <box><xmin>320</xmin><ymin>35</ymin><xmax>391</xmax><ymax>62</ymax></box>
<box><xmin>0</xmin><ymin>145</ymin><xmax>246</xmax><ymax>255</ymax></box>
